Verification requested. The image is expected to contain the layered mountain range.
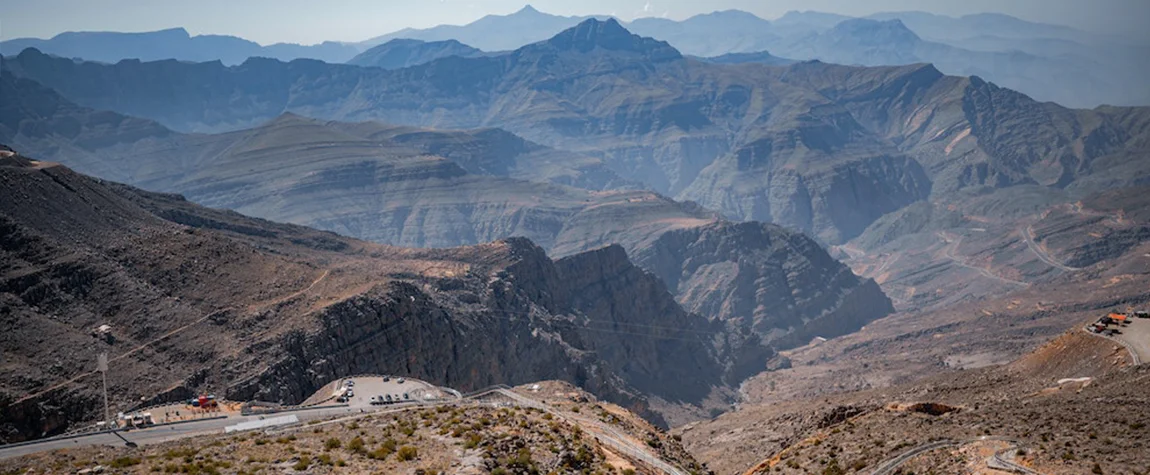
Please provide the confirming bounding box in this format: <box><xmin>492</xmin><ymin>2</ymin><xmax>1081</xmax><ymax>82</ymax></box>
<box><xmin>6</xmin><ymin>19</ymin><xmax>1147</xmax><ymax>249</ymax></box>
<box><xmin>5</xmin><ymin>6</ymin><xmax>1145</xmax><ymax>107</ymax></box>
<box><xmin>0</xmin><ymin>71</ymin><xmax>893</xmax><ymax>354</ymax></box>
<box><xmin>0</xmin><ymin>27</ymin><xmax>360</xmax><ymax>64</ymax></box>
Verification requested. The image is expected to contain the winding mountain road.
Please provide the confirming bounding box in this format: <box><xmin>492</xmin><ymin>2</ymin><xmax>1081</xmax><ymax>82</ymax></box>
<box><xmin>989</xmin><ymin>445</ymin><xmax>1042</xmax><ymax>474</ymax></box>
<box><xmin>493</xmin><ymin>387</ymin><xmax>688</xmax><ymax>475</ymax></box>
<box><xmin>870</xmin><ymin>439</ymin><xmax>960</xmax><ymax>475</ymax></box>
<box><xmin>1022</xmin><ymin>225</ymin><xmax>1080</xmax><ymax>272</ymax></box>
<box><xmin>871</xmin><ymin>437</ymin><xmax>1038</xmax><ymax>475</ymax></box>
<box><xmin>937</xmin><ymin>232</ymin><xmax>1029</xmax><ymax>287</ymax></box>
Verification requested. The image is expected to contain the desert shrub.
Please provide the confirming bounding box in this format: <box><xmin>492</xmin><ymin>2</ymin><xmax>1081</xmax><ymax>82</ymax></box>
<box><xmin>109</xmin><ymin>457</ymin><xmax>142</xmax><ymax>468</ymax></box>
<box><xmin>397</xmin><ymin>445</ymin><xmax>418</xmax><ymax>461</ymax></box>
<box><xmin>348</xmin><ymin>436</ymin><xmax>365</xmax><ymax>454</ymax></box>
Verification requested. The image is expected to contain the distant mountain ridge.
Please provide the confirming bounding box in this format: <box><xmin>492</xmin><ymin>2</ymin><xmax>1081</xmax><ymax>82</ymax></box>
<box><xmin>348</xmin><ymin>38</ymin><xmax>487</xmax><ymax>69</ymax></box>
<box><xmin>0</xmin><ymin>27</ymin><xmax>360</xmax><ymax>64</ymax></box>
<box><xmin>3</xmin><ymin>7</ymin><xmax>1144</xmax><ymax>107</ymax></box>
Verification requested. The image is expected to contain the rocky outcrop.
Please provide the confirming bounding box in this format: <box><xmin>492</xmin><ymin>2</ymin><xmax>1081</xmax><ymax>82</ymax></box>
<box><xmin>630</xmin><ymin>222</ymin><xmax>894</xmax><ymax>347</ymax></box>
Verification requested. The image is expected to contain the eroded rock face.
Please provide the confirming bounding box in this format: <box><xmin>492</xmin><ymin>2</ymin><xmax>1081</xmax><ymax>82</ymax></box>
<box><xmin>221</xmin><ymin>240</ymin><xmax>759</xmax><ymax>428</ymax></box>
<box><xmin>630</xmin><ymin>222</ymin><xmax>894</xmax><ymax>348</ymax></box>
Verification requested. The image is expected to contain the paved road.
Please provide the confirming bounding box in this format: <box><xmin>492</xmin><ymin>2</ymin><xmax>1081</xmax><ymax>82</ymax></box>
<box><xmin>0</xmin><ymin>404</ymin><xmax>373</xmax><ymax>460</ymax></box>
<box><xmin>870</xmin><ymin>439</ymin><xmax>960</xmax><ymax>475</ymax></box>
<box><xmin>989</xmin><ymin>445</ymin><xmax>1041</xmax><ymax>474</ymax></box>
<box><xmin>1117</xmin><ymin>318</ymin><xmax>1150</xmax><ymax>364</ymax></box>
<box><xmin>1087</xmin><ymin>317</ymin><xmax>1148</xmax><ymax>365</ymax></box>
<box><xmin>871</xmin><ymin>437</ymin><xmax>1035</xmax><ymax>475</ymax></box>
<box><xmin>1</xmin><ymin>380</ymin><xmax>684</xmax><ymax>475</ymax></box>
<box><xmin>1022</xmin><ymin>225</ymin><xmax>1080</xmax><ymax>272</ymax></box>
<box><xmin>0</xmin><ymin>376</ymin><xmax>437</xmax><ymax>460</ymax></box>
<box><xmin>937</xmin><ymin>232</ymin><xmax>1029</xmax><ymax>287</ymax></box>
<box><xmin>492</xmin><ymin>388</ymin><xmax>687</xmax><ymax>475</ymax></box>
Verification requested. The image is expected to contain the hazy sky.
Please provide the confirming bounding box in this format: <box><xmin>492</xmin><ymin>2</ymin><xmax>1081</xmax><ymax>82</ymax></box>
<box><xmin>2</xmin><ymin>0</ymin><xmax>1147</xmax><ymax>45</ymax></box>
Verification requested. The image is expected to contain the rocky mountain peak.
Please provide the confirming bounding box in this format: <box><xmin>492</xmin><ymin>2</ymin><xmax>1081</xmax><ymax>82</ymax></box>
<box><xmin>542</xmin><ymin>18</ymin><xmax>682</xmax><ymax>59</ymax></box>
<box><xmin>513</xmin><ymin>4</ymin><xmax>543</xmax><ymax>16</ymax></box>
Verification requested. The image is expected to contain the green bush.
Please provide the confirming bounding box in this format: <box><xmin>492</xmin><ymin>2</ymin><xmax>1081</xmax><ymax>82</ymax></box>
<box><xmin>324</xmin><ymin>438</ymin><xmax>342</xmax><ymax>450</ymax></box>
<box><xmin>292</xmin><ymin>456</ymin><xmax>311</xmax><ymax>471</ymax></box>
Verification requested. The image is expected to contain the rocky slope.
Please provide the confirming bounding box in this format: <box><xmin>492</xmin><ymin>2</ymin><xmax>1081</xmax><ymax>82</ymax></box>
<box><xmin>679</xmin><ymin>331</ymin><xmax>1149</xmax><ymax>475</ymax></box>
<box><xmin>0</xmin><ymin>149</ymin><xmax>769</xmax><ymax>441</ymax></box>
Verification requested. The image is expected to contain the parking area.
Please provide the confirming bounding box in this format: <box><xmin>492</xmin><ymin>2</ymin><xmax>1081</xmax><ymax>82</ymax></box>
<box><xmin>1116</xmin><ymin>315</ymin><xmax>1150</xmax><ymax>363</ymax></box>
<box><xmin>1087</xmin><ymin>311</ymin><xmax>1150</xmax><ymax>364</ymax></box>
<box><xmin>327</xmin><ymin>376</ymin><xmax>449</xmax><ymax>408</ymax></box>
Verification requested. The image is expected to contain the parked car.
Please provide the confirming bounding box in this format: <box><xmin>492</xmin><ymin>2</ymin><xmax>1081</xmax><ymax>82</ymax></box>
<box><xmin>385</xmin><ymin>394</ymin><xmax>392</xmax><ymax>403</ymax></box>
<box><xmin>383</xmin><ymin>376</ymin><xmax>390</xmax><ymax>382</ymax></box>
<box><xmin>346</xmin><ymin>381</ymin><xmax>355</xmax><ymax>387</ymax></box>
<box><xmin>403</xmin><ymin>393</ymin><xmax>410</xmax><ymax>400</ymax></box>
<box><xmin>397</xmin><ymin>378</ymin><xmax>405</xmax><ymax>384</ymax></box>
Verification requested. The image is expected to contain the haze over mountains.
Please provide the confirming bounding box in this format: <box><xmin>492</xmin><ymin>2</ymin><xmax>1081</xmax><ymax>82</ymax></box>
<box><xmin>8</xmin><ymin>18</ymin><xmax>1148</xmax><ymax>247</ymax></box>
<box><xmin>3</xmin><ymin>5</ymin><xmax>1147</xmax><ymax>108</ymax></box>
<box><xmin>3</xmin><ymin>4</ymin><xmax>1150</xmax><ymax>472</ymax></box>
<box><xmin>0</xmin><ymin>70</ymin><xmax>895</xmax><ymax>360</ymax></box>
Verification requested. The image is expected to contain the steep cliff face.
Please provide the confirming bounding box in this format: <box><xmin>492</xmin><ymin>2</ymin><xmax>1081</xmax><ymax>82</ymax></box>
<box><xmin>553</xmin><ymin>245</ymin><xmax>772</xmax><ymax>397</ymax></box>
<box><xmin>630</xmin><ymin>222</ymin><xmax>893</xmax><ymax>347</ymax></box>
<box><xmin>213</xmin><ymin>239</ymin><xmax>770</xmax><ymax>428</ymax></box>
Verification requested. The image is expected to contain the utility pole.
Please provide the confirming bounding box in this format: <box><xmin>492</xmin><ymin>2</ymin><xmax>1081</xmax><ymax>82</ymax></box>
<box><xmin>97</xmin><ymin>352</ymin><xmax>110</xmax><ymax>430</ymax></box>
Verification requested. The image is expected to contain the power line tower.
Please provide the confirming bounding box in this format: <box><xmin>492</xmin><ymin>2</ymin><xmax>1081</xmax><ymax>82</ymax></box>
<box><xmin>97</xmin><ymin>352</ymin><xmax>110</xmax><ymax>430</ymax></box>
